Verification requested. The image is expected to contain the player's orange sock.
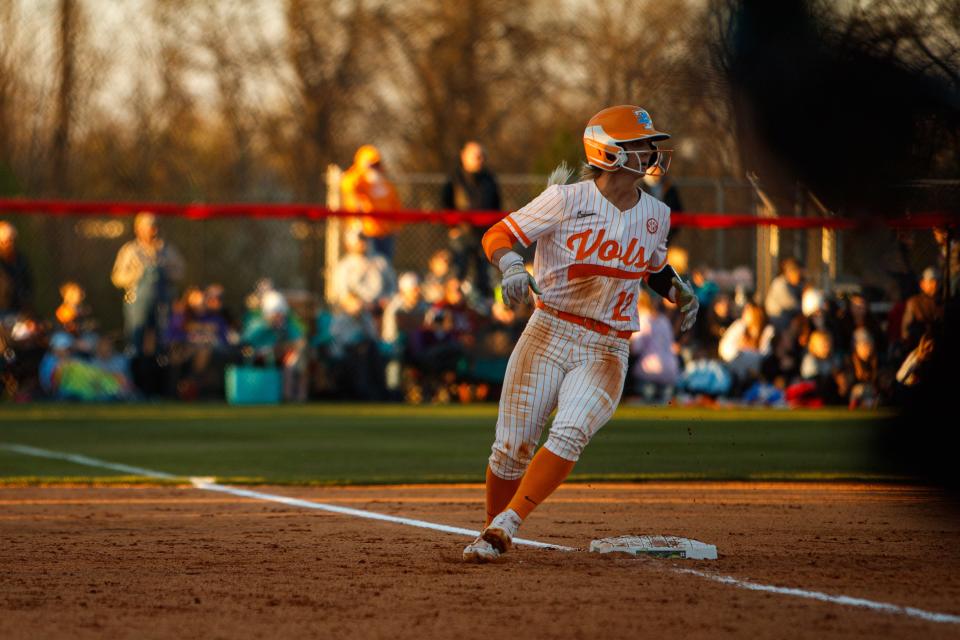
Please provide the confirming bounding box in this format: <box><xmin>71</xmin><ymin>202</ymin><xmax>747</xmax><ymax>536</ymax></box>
<box><xmin>485</xmin><ymin>466</ymin><xmax>522</xmax><ymax>526</ymax></box>
<box><xmin>506</xmin><ymin>448</ymin><xmax>575</xmax><ymax>520</ymax></box>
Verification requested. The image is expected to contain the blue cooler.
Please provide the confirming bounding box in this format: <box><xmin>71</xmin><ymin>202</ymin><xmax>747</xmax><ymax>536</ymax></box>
<box><xmin>225</xmin><ymin>365</ymin><xmax>282</xmax><ymax>405</ymax></box>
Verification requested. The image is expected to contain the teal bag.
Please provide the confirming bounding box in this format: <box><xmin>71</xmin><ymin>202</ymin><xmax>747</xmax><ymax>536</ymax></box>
<box><xmin>225</xmin><ymin>365</ymin><xmax>282</xmax><ymax>405</ymax></box>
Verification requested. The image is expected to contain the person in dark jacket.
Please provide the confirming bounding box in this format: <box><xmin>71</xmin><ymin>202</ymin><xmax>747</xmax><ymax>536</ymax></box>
<box><xmin>901</xmin><ymin>267</ymin><xmax>943</xmax><ymax>352</ymax></box>
<box><xmin>642</xmin><ymin>172</ymin><xmax>684</xmax><ymax>243</ymax></box>
<box><xmin>441</xmin><ymin>142</ymin><xmax>502</xmax><ymax>297</ymax></box>
<box><xmin>0</xmin><ymin>221</ymin><xmax>33</xmax><ymax>316</ymax></box>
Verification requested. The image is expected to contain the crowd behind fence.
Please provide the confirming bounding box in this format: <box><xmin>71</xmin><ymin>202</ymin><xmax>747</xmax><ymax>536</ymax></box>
<box><xmin>0</xmin><ymin>220</ymin><xmax>956</xmax><ymax>406</ymax></box>
<box><xmin>0</xmin><ymin>186</ymin><xmax>954</xmax><ymax>408</ymax></box>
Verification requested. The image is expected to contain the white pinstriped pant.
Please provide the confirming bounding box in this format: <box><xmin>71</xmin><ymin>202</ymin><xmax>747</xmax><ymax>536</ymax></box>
<box><xmin>489</xmin><ymin>309</ymin><xmax>629</xmax><ymax>480</ymax></box>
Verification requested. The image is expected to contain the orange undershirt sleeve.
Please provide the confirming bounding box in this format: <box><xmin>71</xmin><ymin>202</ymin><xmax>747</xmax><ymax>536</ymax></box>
<box><xmin>481</xmin><ymin>221</ymin><xmax>518</xmax><ymax>263</ymax></box>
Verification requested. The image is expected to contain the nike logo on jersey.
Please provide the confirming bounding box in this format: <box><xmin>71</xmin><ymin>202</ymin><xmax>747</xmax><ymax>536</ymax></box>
<box><xmin>576</xmin><ymin>210</ymin><xmax>598</xmax><ymax>218</ymax></box>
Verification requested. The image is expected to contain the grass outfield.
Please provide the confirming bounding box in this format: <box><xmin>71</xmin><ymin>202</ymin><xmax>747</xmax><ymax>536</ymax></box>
<box><xmin>0</xmin><ymin>404</ymin><xmax>899</xmax><ymax>485</ymax></box>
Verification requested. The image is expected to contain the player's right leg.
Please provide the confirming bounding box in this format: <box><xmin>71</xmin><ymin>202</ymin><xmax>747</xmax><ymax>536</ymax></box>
<box><xmin>464</xmin><ymin>310</ymin><xmax>567</xmax><ymax>563</ymax></box>
<box><xmin>487</xmin><ymin>311</ymin><xmax>567</xmax><ymax>510</ymax></box>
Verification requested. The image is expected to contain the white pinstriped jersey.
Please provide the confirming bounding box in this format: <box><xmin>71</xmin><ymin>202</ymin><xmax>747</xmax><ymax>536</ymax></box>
<box><xmin>501</xmin><ymin>179</ymin><xmax>671</xmax><ymax>332</ymax></box>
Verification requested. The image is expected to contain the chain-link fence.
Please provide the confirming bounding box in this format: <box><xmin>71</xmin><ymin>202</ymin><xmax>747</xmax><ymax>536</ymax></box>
<box><xmin>1</xmin><ymin>174</ymin><xmax>950</xmax><ymax>331</ymax></box>
<box><xmin>1</xmin><ymin>183</ymin><xmax>953</xmax><ymax>406</ymax></box>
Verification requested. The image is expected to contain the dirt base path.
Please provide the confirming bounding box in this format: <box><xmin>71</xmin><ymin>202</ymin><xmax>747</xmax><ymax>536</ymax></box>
<box><xmin>2</xmin><ymin>482</ymin><xmax>959</xmax><ymax>639</ymax></box>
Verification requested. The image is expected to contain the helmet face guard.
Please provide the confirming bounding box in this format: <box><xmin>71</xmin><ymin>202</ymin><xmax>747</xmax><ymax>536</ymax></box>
<box><xmin>620</xmin><ymin>148</ymin><xmax>672</xmax><ymax>176</ymax></box>
<box><xmin>583</xmin><ymin>136</ymin><xmax>672</xmax><ymax>175</ymax></box>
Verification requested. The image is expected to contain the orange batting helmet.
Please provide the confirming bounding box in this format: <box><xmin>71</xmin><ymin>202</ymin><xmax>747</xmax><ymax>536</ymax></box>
<box><xmin>583</xmin><ymin>105</ymin><xmax>672</xmax><ymax>175</ymax></box>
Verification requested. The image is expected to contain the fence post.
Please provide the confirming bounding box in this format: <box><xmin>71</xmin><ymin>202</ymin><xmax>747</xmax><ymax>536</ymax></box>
<box><xmin>748</xmin><ymin>173</ymin><xmax>778</xmax><ymax>301</ymax></box>
<box><xmin>807</xmin><ymin>189</ymin><xmax>838</xmax><ymax>291</ymax></box>
<box><xmin>324</xmin><ymin>165</ymin><xmax>342</xmax><ymax>305</ymax></box>
<box><xmin>714</xmin><ymin>178</ymin><xmax>725</xmax><ymax>267</ymax></box>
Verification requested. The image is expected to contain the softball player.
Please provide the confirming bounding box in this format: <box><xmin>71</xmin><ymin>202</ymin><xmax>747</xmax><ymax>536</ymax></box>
<box><xmin>463</xmin><ymin>105</ymin><xmax>699</xmax><ymax>562</ymax></box>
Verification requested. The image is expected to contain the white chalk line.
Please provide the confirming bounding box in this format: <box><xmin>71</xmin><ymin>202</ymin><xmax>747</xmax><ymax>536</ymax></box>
<box><xmin>190</xmin><ymin>481</ymin><xmax>570</xmax><ymax>550</ymax></box>
<box><xmin>0</xmin><ymin>443</ymin><xmax>565</xmax><ymax>551</ymax></box>
<box><xmin>3</xmin><ymin>442</ymin><xmax>959</xmax><ymax>626</ymax></box>
<box><xmin>2</xmin><ymin>443</ymin><xmax>180</xmax><ymax>480</ymax></box>
<box><xmin>675</xmin><ymin>569</ymin><xmax>960</xmax><ymax>625</ymax></box>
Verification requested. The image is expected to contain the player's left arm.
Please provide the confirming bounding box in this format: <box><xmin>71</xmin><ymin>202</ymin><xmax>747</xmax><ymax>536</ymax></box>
<box><xmin>644</xmin><ymin>212</ymin><xmax>698</xmax><ymax>332</ymax></box>
<box><xmin>647</xmin><ymin>265</ymin><xmax>698</xmax><ymax>332</ymax></box>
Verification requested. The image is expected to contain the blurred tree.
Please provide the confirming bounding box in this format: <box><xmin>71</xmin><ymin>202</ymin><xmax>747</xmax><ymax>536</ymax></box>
<box><xmin>276</xmin><ymin>0</ymin><xmax>374</xmax><ymax>199</ymax></box>
<box><xmin>381</xmin><ymin>0</ymin><xmax>556</xmax><ymax>172</ymax></box>
<box><xmin>569</xmin><ymin>0</ymin><xmax>740</xmax><ymax>179</ymax></box>
<box><xmin>0</xmin><ymin>5</ymin><xmax>25</xmax><ymax>198</ymax></box>
<box><xmin>52</xmin><ymin>0</ymin><xmax>84</xmax><ymax>197</ymax></box>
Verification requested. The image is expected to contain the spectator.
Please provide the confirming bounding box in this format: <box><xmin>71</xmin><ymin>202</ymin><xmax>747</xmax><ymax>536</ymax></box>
<box><xmin>39</xmin><ymin>332</ymin><xmax>132</xmax><ymax>401</ymax></box>
<box><xmin>92</xmin><ymin>335</ymin><xmax>132</xmax><ymax>382</ymax></box>
<box><xmin>642</xmin><ymin>171</ymin><xmax>684</xmax><ymax>243</ymax></box>
<box><xmin>629</xmin><ymin>293</ymin><xmax>679</xmax><ymax>402</ymax></box>
<box><xmin>836</xmin><ymin>292</ymin><xmax>883</xmax><ymax>358</ymax></box>
<box><xmin>884</xmin><ymin>281</ymin><xmax>908</xmax><ymax>363</ymax></box>
<box><xmin>241</xmin><ymin>291</ymin><xmax>307</xmax><ymax>402</ymax></box>
<box><xmin>55</xmin><ymin>281</ymin><xmax>95</xmax><ymax>336</ymax></box>
<box><xmin>679</xmin><ymin>359</ymin><xmax>733</xmax><ymax>399</ymax></box>
<box><xmin>340</xmin><ymin>145</ymin><xmax>403</xmax><ymax>259</ymax></box>
<box><xmin>419</xmin><ymin>277</ymin><xmax>483</xmax><ymax>402</ymax></box>
<box><xmin>901</xmin><ymin>267</ymin><xmax>943</xmax><ymax>351</ymax></box>
<box><xmin>694</xmin><ymin>292</ymin><xmax>733</xmax><ymax>358</ymax></box>
<box><xmin>204</xmin><ymin>284</ymin><xmax>238</xmax><ymax>337</ymax></box>
<box><xmin>742</xmin><ymin>357</ymin><xmax>787</xmax><ymax>407</ymax></box>
<box><xmin>719</xmin><ymin>302</ymin><xmax>775</xmax><ymax>384</ymax></box>
<box><xmin>896</xmin><ymin>333</ymin><xmax>935</xmax><ymax>388</ymax></box>
<box><xmin>642</xmin><ymin>171</ymin><xmax>684</xmax><ymax>213</ymax></box>
<box><xmin>169</xmin><ymin>287</ymin><xmax>231</xmax><ymax>348</ymax></box>
<box><xmin>765</xmin><ymin>257</ymin><xmax>805</xmax><ymax>332</ymax></box>
<box><xmin>382</xmin><ymin>272</ymin><xmax>429</xmax><ymax>395</ymax></box>
<box><xmin>0</xmin><ymin>221</ymin><xmax>32</xmax><ymax>316</ymax></box>
<box><xmin>800</xmin><ymin>330</ymin><xmax>840</xmax><ymax>380</ymax></box>
<box><xmin>441</xmin><ymin>141</ymin><xmax>502</xmax><ymax>295</ymax></box>
<box><xmin>110</xmin><ymin>212</ymin><xmax>185</xmax><ymax>356</ymax></box>
<box><xmin>774</xmin><ymin>287</ymin><xmax>829</xmax><ymax>379</ymax></box>
<box><xmin>803</xmin><ymin>288</ymin><xmax>840</xmax><ymax>341</ymax></box>
<box><xmin>422</xmin><ymin>249</ymin><xmax>453</xmax><ymax>304</ymax></box>
<box><xmin>332</xmin><ymin>229</ymin><xmax>397</xmax><ymax>311</ymax></box>
<box><xmin>167</xmin><ymin>287</ymin><xmax>235</xmax><ymax>399</ymax></box>
<box><xmin>802</xmin><ymin>330</ymin><xmax>846</xmax><ymax>404</ymax></box>
<box><xmin>933</xmin><ymin>227</ymin><xmax>959</xmax><ymax>299</ymax></box>
<box><xmin>467</xmin><ymin>291</ymin><xmax>532</xmax><ymax>400</ymax></box>
<box><xmin>846</xmin><ymin>328</ymin><xmax>880</xmax><ymax>409</ymax></box>
<box><xmin>328</xmin><ymin>290</ymin><xmax>385</xmax><ymax>400</ymax></box>
<box><xmin>691</xmin><ymin>266</ymin><xmax>719</xmax><ymax>308</ymax></box>
<box><xmin>666</xmin><ymin>246</ymin><xmax>690</xmax><ymax>278</ymax></box>
<box><xmin>243</xmin><ymin>278</ymin><xmax>276</xmax><ymax>326</ymax></box>
<box><xmin>38</xmin><ymin>332</ymin><xmax>74</xmax><ymax>397</ymax></box>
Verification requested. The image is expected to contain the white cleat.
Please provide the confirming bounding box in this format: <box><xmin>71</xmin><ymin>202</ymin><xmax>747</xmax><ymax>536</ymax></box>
<box><xmin>481</xmin><ymin>509</ymin><xmax>523</xmax><ymax>554</ymax></box>
<box><xmin>462</xmin><ymin>535</ymin><xmax>501</xmax><ymax>563</ymax></box>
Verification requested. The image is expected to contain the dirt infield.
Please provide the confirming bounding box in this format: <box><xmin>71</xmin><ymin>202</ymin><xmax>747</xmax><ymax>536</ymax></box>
<box><xmin>2</xmin><ymin>482</ymin><xmax>959</xmax><ymax>639</ymax></box>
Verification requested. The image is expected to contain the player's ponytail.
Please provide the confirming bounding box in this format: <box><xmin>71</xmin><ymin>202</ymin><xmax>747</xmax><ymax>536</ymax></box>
<box><xmin>547</xmin><ymin>162</ymin><xmax>574</xmax><ymax>187</ymax></box>
<box><xmin>578</xmin><ymin>162</ymin><xmax>604</xmax><ymax>182</ymax></box>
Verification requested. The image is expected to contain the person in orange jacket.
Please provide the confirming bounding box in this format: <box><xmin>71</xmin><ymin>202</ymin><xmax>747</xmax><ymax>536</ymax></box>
<box><xmin>341</xmin><ymin>145</ymin><xmax>403</xmax><ymax>259</ymax></box>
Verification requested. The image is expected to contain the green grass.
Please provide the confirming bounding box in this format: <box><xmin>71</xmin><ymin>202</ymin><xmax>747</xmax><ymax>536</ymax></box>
<box><xmin>0</xmin><ymin>404</ymin><xmax>899</xmax><ymax>485</ymax></box>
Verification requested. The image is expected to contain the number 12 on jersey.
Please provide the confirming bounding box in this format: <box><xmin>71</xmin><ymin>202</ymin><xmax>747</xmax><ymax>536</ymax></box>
<box><xmin>612</xmin><ymin>291</ymin><xmax>635</xmax><ymax>322</ymax></box>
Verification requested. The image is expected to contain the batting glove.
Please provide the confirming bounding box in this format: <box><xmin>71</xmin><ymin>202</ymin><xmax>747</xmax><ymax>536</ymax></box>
<box><xmin>672</xmin><ymin>276</ymin><xmax>699</xmax><ymax>333</ymax></box>
<box><xmin>499</xmin><ymin>251</ymin><xmax>541</xmax><ymax>307</ymax></box>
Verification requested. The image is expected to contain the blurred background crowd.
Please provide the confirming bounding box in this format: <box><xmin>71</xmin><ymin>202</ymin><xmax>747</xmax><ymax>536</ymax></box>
<box><xmin>1</xmin><ymin>138</ymin><xmax>955</xmax><ymax>407</ymax></box>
